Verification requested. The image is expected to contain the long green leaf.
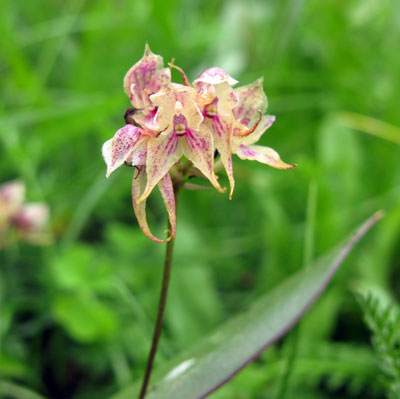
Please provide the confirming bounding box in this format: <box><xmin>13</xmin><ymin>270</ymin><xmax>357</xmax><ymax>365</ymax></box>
<box><xmin>111</xmin><ymin>211</ymin><xmax>383</xmax><ymax>399</ymax></box>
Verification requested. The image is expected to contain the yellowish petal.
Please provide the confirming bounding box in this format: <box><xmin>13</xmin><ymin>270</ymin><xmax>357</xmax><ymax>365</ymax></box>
<box><xmin>138</xmin><ymin>131</ymin><xmax>183</xmax><ymax>202</ymax></box>
<box><xmin>158</xmin><ymin>173</ymin><xmax>176</xmax><ymax>239</ymax></box>
<box><xmin>236</xmin><ymin>144</ymin><xmax>296</xmax><ymax>169</ymax></box>
<box><xmin>204</xmin><ymin>115</ymin><xmax>235</xmax><ymax>198</ymax></box>
<box><xmin>182</xmin><ymin>125</ymin><xmax>225</xmax><ymax>193</ymax></box>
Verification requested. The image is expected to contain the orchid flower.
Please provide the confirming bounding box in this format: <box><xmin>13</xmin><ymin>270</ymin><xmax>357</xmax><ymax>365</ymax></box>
<box><xmin>102</xmin><ymin>45</ymin><xmax>295</xmax><ymax>243</ymax></box>
<box><xmin>137</xmin><ymin>84</ymin><xmax>224</xmax><ymax>203</ymax></box>
<box><xmin>0</xmin><ymin>180</ymin><xmax>49</xmax><ymax>245</ymax></box>
<box><xmin>11</xmin><ymin>203</ymin><xmax>49</xmax><ymax>243</ymax></box>
<box><xmin>0</xmin><ymin>180</ymin><xmax>25</xmax><ymax>227</ymax></box>
<box><xmin>193</xmin><ymin>68</ymin><xmax>296</xmax><ymax>198</ymax></box>
<box><xmin>231</xmin><ymin>78</ymin><xmax>295</xmax><ymax>172</ymax></box>
<box><xmin>103</xmin><ymin>45</ymin><xmax>179</xmax><ymax>243</ymax></box>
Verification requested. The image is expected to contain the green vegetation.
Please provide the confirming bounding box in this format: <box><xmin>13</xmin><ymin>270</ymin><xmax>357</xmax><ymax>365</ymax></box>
<box><xmin>1</xmin><ymin>0</ymin><xmax>399</xmax><ymax>398</ymax></box>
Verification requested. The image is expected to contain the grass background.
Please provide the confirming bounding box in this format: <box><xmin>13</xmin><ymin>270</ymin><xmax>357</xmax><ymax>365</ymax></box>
<box><xmin>1</xmin><ymin>0</ymin><xmax>400</xmax><ymax>398</ymax></box>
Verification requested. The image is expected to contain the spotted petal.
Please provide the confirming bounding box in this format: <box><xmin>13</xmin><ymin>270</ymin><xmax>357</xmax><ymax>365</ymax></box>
<box><xmin>182</xmin><ymin>126</ymin><xmax>224</xmax><ymax>194</ymax></box>
<box><xmin>102</xmin><ymin>125</ymin><xmax>143</xmax><ymax>177</ymax></box>
<box><xmin>123</xmin><ymin>44</ymin><xmax>171</xmax><ymax>109</ymax></box>
<box><xmin>194</xmin><ymin>67</ymin><xmax>238</xmax><ymax>88</ymax></box>
<box><xmin>233</xmin><ymin>78</ymin><xmax>268</xmax><ymax>125</ymax></box>
<box><xmin>132</xmin><ymin>169</ymin><xmax>175</xmax><ymax>243</ymax></box>
<box><xmin>236</xmin><ymin>144</ymin><xmax>296</xmax><ymax>169</ymax></box>
<box><xmin>138</xmin><ymin>131</ymin><xmax>183</xmax><ymax>202</ymax></box>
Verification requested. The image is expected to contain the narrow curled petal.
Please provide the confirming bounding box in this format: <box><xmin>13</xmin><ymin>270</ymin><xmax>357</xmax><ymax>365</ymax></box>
<box><xmin>132</xmin><ymin>169</ymin><xmax>174</xmax><ymax>243</ymax></box>
<box><xmin>193</xmin><ymin>67</ymin><xmax>238</xmax><ymax>88</ymax></box>
<box><xmin>236</xmin><ymin>144</ymin><xmax>296</xmax><ymax>169</ymax></box>
<box><xmin>157</xmin><ymin>173</ymin><xmax>176</xmax><ymax>239</ymax></box>
<box><xmin>233</xmin><ymin>78</ymin><xmax>268</xmax><ymax>124</ymax></box>
<box><xmin>123</xmin><ymin>44</ymin><xmax>171</xmax><ymax>108</ymax></box>
<box><xmin>138</xmin><ymin>132</ymin><xmax>183</xmax><ymax>202</ymax></box>
<box><xmin>204</xmin><ymin>115</ymin><xmax>235</xmax><ymax>198</ymax></box>
<box><xmin>182</xmin><ymin>126</ymin><xmax>225</xmax><ymax>193</ymax></box>
<box><xmin>102</xmin><ymin>125</ymin><xmax>142</xmax><ymax>177</ymax></box>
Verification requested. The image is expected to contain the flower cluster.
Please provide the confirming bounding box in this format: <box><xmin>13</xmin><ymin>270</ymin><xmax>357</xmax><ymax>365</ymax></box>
<box><xmin>0</xmin><ymin>180</ymin><xmax>49</xmax><ymax>246</ymax></box>
<box><xmin>102</xmin><ymin>45</ymin><xmax>295</xmax><ymax>242</ymax></box>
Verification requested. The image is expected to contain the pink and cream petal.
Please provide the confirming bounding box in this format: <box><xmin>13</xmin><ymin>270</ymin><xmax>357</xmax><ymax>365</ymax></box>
<box><xmin>178</xmin><ymin>91</ymin><xmax>203</xmax><ymax>130</ymax></box>
<box><xmin>213</xmin><ymin>82</ymin><xmax>238</xmax><ymax>116</ymax></box>
<box><xmin>102</xmin><ymin>124</ymin><xmax>142</xmax><ymax>177</ymax></box>
<box><xmin>182</xmin><ymin>126</ymin><xmax>225</xmax><ymax>193</ymax></box>
<box><xmin>128</xmin><ymin>135</ymin><xmax>148</xmax><ymax>166</ymax></box>
<box><xmin>132</xmin><ymin>169</ymin><xmax>173</xmax><ymax>243</ymax></box>
<box><xmin>193</xmin><ymin>67</ymin><xmax>238</xmax><ymax>87</ymax></box>
<box><xmin>132</xmin><ymin>107</ymin><xmax>159</xmax><ymax>132</ymax></box>
<box><xmin>123</xmin><ymin>44</ymin><xmax>171</xmax><ymax>109</ymax></box>
<box><xmin>235</xmin><ymin>115</ymin><xmax>276</xmax><ymax>145</ymax></box>
<box><xmin>233</xmin><ymin>78</ymin><xmax>268</xmax><ymax>125</ymax></box>
<box><xmin>151</xmin><ymin>86</ymin><xmax>202</xmax><ymax>132</ymax></box>
<box><xmin>138</xmin><ymin>132</ymin><xmax>183</xmax><ymax>202</ymax></box>
<box><xmin>150</xmin><ymin>89</ymin><xmax>176</xmax><ymax>131</ymax></box>
<box><xmin>204</xmin><ymin>115</ymin><xmax>235</xmax><ymax>198</ymax></box>
<box><xmin>157</xmin><ymin>173</ymin><xmax>176</xmax><ymax>239</ymax></box>
<box><xmin>236</xmin><ymin>144</ymin><xmax>296</xmax><ymax>170</ymax></box>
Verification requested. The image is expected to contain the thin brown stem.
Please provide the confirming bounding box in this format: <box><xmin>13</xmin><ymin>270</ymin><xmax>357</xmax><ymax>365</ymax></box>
<box><xmin>138</xmin><ymin>183</ymin><xmax>181</xmax><ymax>399</ymax></box>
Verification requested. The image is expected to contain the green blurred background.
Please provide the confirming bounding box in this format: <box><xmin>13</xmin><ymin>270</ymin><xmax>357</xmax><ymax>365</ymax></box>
<box><xmin>1</xmin><ymin>0</ymin><xmax>400</xmax><ymax>398</ymax></box>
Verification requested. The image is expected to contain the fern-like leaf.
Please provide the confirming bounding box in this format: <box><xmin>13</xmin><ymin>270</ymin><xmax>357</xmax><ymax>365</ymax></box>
<box><xmin>357</xmin><ymin>292</ymin><xmax>400</xmax><ymax>399</ymax></box>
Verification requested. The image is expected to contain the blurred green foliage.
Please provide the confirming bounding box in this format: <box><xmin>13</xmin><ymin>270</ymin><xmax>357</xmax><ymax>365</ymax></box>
<box><xmin>0</xmin><ymin>0</ymin><xmax>399</xmax><ymax>398</ymax></box>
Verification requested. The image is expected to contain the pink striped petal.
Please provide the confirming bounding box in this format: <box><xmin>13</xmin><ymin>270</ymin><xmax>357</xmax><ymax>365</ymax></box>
<box><xmin>123</xmin><ymin>44</ymin><xmax>171</xmax><ymax>109</ymax></box>
<box><xmin>158</xmin><ymin>173</ymin><xmax>176</xmax><ymax>239</ymax></box>
<box><xmin>138</xmin><ymin>131</ymin><xmax>183</xmax><ymax>202</ymax></box>
<box><xmin>204</xmin><ymin>114</ymin><xmax>235</xmax><ymax>198</ymax></box>
<box><xmin>236</xmin><ymin>144</ymin><xmax>296</xmax><ymax>169</ymax></box>
<box><xmin>102</xmin><ymin>125</ymin><xmax>143</xmax><ymax>177</ymax></box>
<box><xmin>233</xmin><ymin>78</ymin><xmax>268</xmax><ymax>125</ymax></box>
<box><xmin>132</xmin><ymin>169</ymin><xmax>174</xmax><ymax>243</ymax></box>
<box><xmin>182</xmin><ymin>126</ymin><xmax>224</xmax><ymax>193</ymax></box>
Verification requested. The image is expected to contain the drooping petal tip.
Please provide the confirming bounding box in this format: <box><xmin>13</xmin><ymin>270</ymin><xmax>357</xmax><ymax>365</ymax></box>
<box><xmin>236</xmin><ymin>144</ymin><xmax>296</xmax><ymax>170</ymax></box>
<box><xmin>132</xmin><ymin>170</ymin><xmax>175</xmax><ymax>243</ymax></box>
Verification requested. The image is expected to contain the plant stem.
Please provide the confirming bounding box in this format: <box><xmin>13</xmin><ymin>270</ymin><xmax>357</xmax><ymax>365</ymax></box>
<box><xmin>138</xmin><ymin>183</ymin><xmax>181</xmax><ymax>399</ymax></box>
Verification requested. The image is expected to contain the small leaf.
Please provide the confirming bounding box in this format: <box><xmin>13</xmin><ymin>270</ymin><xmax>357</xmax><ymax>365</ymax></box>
<box><xmin>52</xmin><ymin>293</ymin><xmax>117</xmax><ymax>343</ymax></box>
<box><xmin>110</xmin><ymin>211</ymin><xmax>383</xmax><ymax>399</ymax></box>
